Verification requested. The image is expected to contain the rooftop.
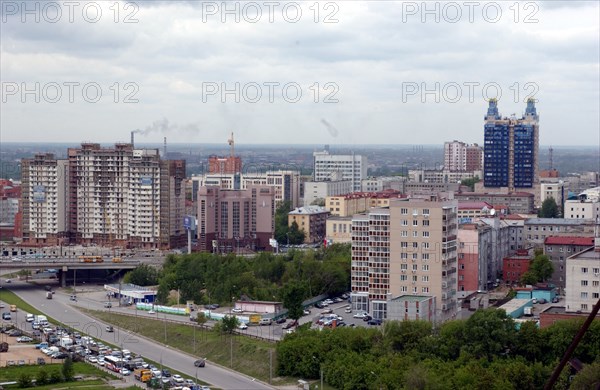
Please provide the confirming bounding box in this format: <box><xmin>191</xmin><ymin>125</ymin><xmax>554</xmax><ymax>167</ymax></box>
<box><xmin>568</xmin><ymin>247</ymin><xmax>600</xmax><ymax>262</ymax></box>
<box><xmin>391</xmin><ymin>295</ymin><xmax>433</xmax><ymax>302</ymax></box>
<box><xmin>544</xmin><ymin>236</ymin><xmax>595</xmax><ymax>246</ymax></box>
<box><xmin>499</xmin><ymin>299</ymin><xmax>532</xmax><ymax>313</ymax></box>
<box><xmin>289</xmin><ymin>206</ymin><xmax>328</xmax><ymax>215</ymax></box>
<box><xmin>525</xmin><ymin>218</ymin><xmax>594</xmax><ymax>226</ymax></box>
<box><xmin>458</xmin><ymin>201</ymin><xmax>493</xmax><ymax>210</ymax></box>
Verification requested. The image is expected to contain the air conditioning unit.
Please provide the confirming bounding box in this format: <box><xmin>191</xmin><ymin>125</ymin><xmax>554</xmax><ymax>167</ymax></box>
<box><xmin>401</xmin><ymin>269</ymin><xmax>406</xmax><ymax>273</ymax></box>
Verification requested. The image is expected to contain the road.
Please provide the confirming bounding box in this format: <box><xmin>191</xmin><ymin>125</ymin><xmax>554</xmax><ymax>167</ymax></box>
<box><xmin>2</xmin><ymin>281</ymin><xmax>273</xmax><ymax>390</ymax></box>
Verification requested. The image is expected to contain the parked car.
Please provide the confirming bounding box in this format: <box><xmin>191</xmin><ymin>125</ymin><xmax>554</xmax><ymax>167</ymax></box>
<box><xmin>37</xmin><ymin>357</ymin><xmax>46</xmax><ymax>365</ymax></box>
<box><xmin>148</xmin><ymin>310</ymin><xmax>156</xmax><ymax>315</ymax></box>
<box><xmin>303</xmin><ymin>309</ymin><xmax>311</xmax><ymax>315</ymax></box>
<box><xmin>162</xmin><ymin>369</ymin><xmax>171</xmax><ymax>377</ymax></box>
<box><xmin>171</xmin><ymin>374</ymin><xmax>184</xmax><ymax>384</ymax></box>
<box><xmin>17</xmin><ymin>336</ymin><xmax>33</xmax><ymax>343</ymax></box>
<box><xmin>232</xmin><ymin>308</ymin><xmax>243</xmax><ymax>313</ymax></box>
<box><xmin>2</xmin><ymin>312</ymin><xmax>11</xmax><ymax>320</ymax></box>
<box><xmin>259</xmin><ymin>318</ymin><xmax>273</xmax><ymax>326</ymax></box>
<box><xmin>283</xmin><ymin>320</ymin><xmax>298</xmax><ymax>330</ymax></box>
<box><xmin>237</xmin><ymin>322</ymin><xmax>248</xmax><ymax>330</ymax></box>
<box><xmin>194</xmin><ymin>358</ymin><xmax>206</xmax><ymax>367</ymax></box>
<box><xmin>105</xmin><ymin>325</ymin><xmax>114</xmax><ymax>332</ymax></box>
<box><xmin>120</xmin><ymin>368</ymin><xmax>131</xmax><ymax>376</ymax></box>
<box><xmin>368</xmin><ymin>318</ymin><xmax>382</xmax><ymax>326</ymax></box>
<box><xmin>363</xmin><ymin>315</ymin><xmax>373</xmax><ymax>322</ymax></box>
<box><xmin>552</xmin><ymin>296</ymin><xmax>560</xmax><ymax>303</ymax></box>
<box><xmin>321</xmin><ymin>309</ymin><xmax>333</xmax><ymax>314</ymax></box>
<box><xmin>276</xmin><ymin>317</ymin><xmax>287</xmax><ymax>324</ymax></box>
<box><xmin>532</xmin><ymin>298</ymin><xmax>538</xmax><ymax>304</ymax></box>
<box><xmin>353</xmin><ymin>312</ymin><xmax>369</xmax><ymax>319</ymax></box>
<box><xmin>538</xmin><ymin>298</ymin><xmax>547</xmax><ymax>304</ymax></box>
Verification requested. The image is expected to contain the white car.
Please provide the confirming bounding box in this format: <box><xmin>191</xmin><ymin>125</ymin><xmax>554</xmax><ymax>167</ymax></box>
<box><xmin>151</xmin><ymin>368</ymin><xmax>161</xmax><ymax>378</ymax></box>
<box><xmin>148</xmin><ymin>310</ymin><xmax>156</xmax><ymax>315</ymax></box>
<box><xmin>172</xmin><ymin>374</ymin><xmax>184</xmax><ymax>384</ymax></box>
<box><xmin>353</xmin><ymin>312</ymin><xmax>369</xmax><ymax>319</ymax></box>
<box><xmin>237</xmin><ymin>322</ymin><xmax>248</xmax><ymax>330</ymax></box>
<box><xmin>120</xmin><ymin>368</ymin><xmax>131</xmax><ymax>376</ymax></box>
<box><xmin>87</xmin><ymin>356</ymin><xmax>97</xmax><ymax>363</ymax></box>
<box><xmin>232</xmin><ymin>308</ymin><xmax>243</xmax><ymax>313</ymax></box>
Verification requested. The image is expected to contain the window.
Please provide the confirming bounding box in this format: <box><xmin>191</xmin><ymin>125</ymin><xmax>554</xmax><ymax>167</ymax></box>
<box><xmin>412</xmin><ymin>275</ymin><xmax>418</xmax><ymax>282</ymax></box>
<box><xmin>547</xmin><ymin>247</ymin><xmax>552</xmax><ymax>252</ymax></box>
<box><xmin>423</xmin><ymin>209</ymin><xmax>429</xmax><ymax>215</ymax></box>
<box><xmin>581</xmin><ymin>304</ymin><xmax>588</xmax><ymax>310</ymax></box>
<box><xmin>459</xmin><ymin>264</ymin><xmax>465</xmax><ymax>270</ymax></box>
<box><xmin>402</xmin><ymin>220</ymin><xmax>408</xmax><ymax>226</ymax></box>
<box><xmin>594</xmin><ymin>281</ymin><xmax>600</xmax><ymax>287</ymax></box>
<box><xmin>594</xmin><ymin>268</ymin><xmax>600</xmax><ymax>274</ymax></box>
<box><xmin>422</xmin><ymin>220</ymin><xmax>430</xmax><ymax>226</ymax></box>
<box><xmin>459</xmin><ymin>275</ymin><xmax>464</xmax><ymax>281</ymax></box>
<box><xmin>413</xmin><ymin>287</ymin><xmax>418</xmax><ymax>293</ymax></box>
<box><xmin>401</xmin><ymin>242</ymin><xmax>408</xmax><ymax>248</ymax></box>
<box><xmin>594</xmin><ymin>293</ymin><xmax>599</xmax><ymax>299</ymax></box>
<box><xmin>422</xmin><ymin>287</ymin><xmax>429</xmax><ymax>293</ymax></box>
<box><xmin>422</xmin><ymin>253</ymin><xmax>430</xmax><ymax>260</ymax></box>
<box><xmin>412</xmin><ymin>264</ymin><xmax>418</xmax><ymax>271</ymax></box>
<box><xmin>400</xmin><ymin>274</ymin><xmax>407</xmax><ymax>281</ymax></box>
<box><xmin>401</xmin><ymin>208</ymin><xmax>408</xmax><ymax>215</ymax></box>
<box><xmin>422</xmin><ymin>231</ymin><xmax>430</xmax><ymax>238</ymax></box>
<box><xmin>413</xmin><ymin>231</ymin><xmax>418</xmax><ymax>237</ymax></box>
<box><xmin>422</xmin><ymin>276</ymin><xmax>429</xmax><ymax>282</ymax></box>
<box><xmin>413</xmin><ymin>220</ymin><xmax>419</xmax><ymax>226</ymax></box>
<box><xmin>401</xmin><ymin>253</ymin><xmax>408</xmax><ymax>259</ymax></box>
<box><xmin>422</xmin><ymin>264</ymin><xmax>429</xmax><ymax>271</ymax></box>
<box><xmin>412</xmin><ymin>242</ymin><xmax>418</xmax><ymax>249</ymax></box>
<box><xmin>422</xmin><ymin>242</ymin><xmax>430</xmax><ymax>249</ymax></box>
<box><xmin>581</xmin><ymin>292</ymin><xmax>588</xmax><ymax>299</ymax></box>
<box><xmin>412</xmin><ymin>253</ymin><xmax>418</xmax><ymax>260</ymax></box>
<box><xmin>582</xmin><ymin>267</ymin><xmax>588</xmax><ymax>273</ymax></box>
<box><xmin>401</xmin><ymin>264</ymin><xmax>407</xmax><ymax>270</ymax></box>
<box><xmin>581</xmin><ymin>280</ymin><xmax>588</xmax><ymax>286</ymax></box>
<box><xmin>401</xmin><ymin>231</ymin><xmax>407</xmax><ymax>237</ymax></box>
<box><xmin>401</xmin><ymin>286</ymin><xmax>407</xmax><ymax>292</ymax></box>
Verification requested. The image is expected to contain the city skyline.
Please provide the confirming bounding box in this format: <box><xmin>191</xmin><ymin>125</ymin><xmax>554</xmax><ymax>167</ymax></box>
<box><xmin>2</xmin><ymin>1</ymin><xmax>599</xmax><ymax>145</ymax></box>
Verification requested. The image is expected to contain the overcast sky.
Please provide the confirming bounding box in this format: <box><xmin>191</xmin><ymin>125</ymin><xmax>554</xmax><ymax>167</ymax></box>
<box><xmin>1</xmin><ymin>0</ymin><xmax>598</xmax><ymax>146</ymax></box>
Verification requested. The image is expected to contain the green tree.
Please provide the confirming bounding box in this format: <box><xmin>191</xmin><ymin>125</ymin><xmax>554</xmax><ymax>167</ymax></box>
<box><xmin>461</xmin><ymin>176</ymin><xmax>480</xmax><ymax>192</ymax></box>
<box><xmin>124</xmin><ymin>264</ymin><xmax>159</xmax><ymax>286</ymax></box>
<box><xmin>464</xmin><ymin>308</ymin><xmax>516</xmax><ymax>359</ymax></box>
<box><xmin>282</xmin><ymin>282</ymin><xmax>306</xmax><ymax>321</ymax></box>
<box><xmin>570</xmin><ymin>361</ymin><xmax>600</xmax><ymax>389</ymax></box>
<box><xmin>18</xmin><ymin>373</ymin><xmax>32</xmax><ymax>388</ymax></box>
<box><xmin>287</xmin><ymin>221</ymin><xmax>305</xmax><ymax>245</ymax></box>
<box><xmin>530</xmin><ymin>254</ymin><xmax>554</xmax><ymax>282</ymax></box>
<box><xmin>538</xmin><ymin>197</ymin><xmax>559</xmax><ymax>218</ymax></box>
<box><xmin>221</xmin><ymin>315</ymin><xmax>239</xmax><ymax>334</ymax></box>
<box><xmin>310</xmin><ymin>197</ymin><xmax>325</xmax><ymax>206</ymax></box>
<box><xmin>49</xmin><ymin>370</ymin><xmax>63</xmax><ymax>384</ymax></box>
<box><xmin>274</xmin><ymin>200</ymin><xmax>293</xmax><ymax>244</ymax></box>
<box><xmin>62</xmin><ymin>356</ymin><xmax>74</xmax><ymax>381</ymax></box>
<box><xmin>36</xmin><ymin>369</ymin><xmax>49</xmax><ymax>386</ymax></box>
<box><xmin>520</xmin><ymin>271</ymin><xmax>538</xmax><ymax>286</ymax></box>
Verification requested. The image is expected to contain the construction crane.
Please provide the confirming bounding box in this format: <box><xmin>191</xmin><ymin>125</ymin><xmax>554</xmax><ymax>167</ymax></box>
<box><xmin>228</xmin><ymin>132</ymin><xmax>235</xmax><ymax>157</ymax></box>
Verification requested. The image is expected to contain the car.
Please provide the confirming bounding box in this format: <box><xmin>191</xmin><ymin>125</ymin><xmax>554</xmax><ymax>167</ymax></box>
<box><xmin>353</xmin><ymin>312</ymin><xmax>368</xmax><ymax>319</ymax></box>
<box><xmin>538</xmin><ymin>298</ymin><xmax>547</xmax><ymax>304</ymax></box>
<box><xmin>552</xmin><ymin>296</ymin><xmax>560</xmax><ymax>303</ymax></box>
<box><xmin>105</xmin><ymin>325</ymin><xmax>114</xmax><ymax>332</ymax></box>
<box><xmin>314</xmin><ymin>302</ymin><xmax>324</xmax><ymax>309</ymax></box>
<box><xmin>237</xmin><ymin>322</ymin><xmax>248</xmax><ymax>330</ymax></box>
<box><xmin>363</xmin><ymin>315</ymin><xmax>373</xmax><ymax>322</ymax></box>
<box><xmin>26</xmin><ymin>314</ymin><xmax>34</xmax><ymax>322</ymax></box>
<box><xmin>120</xmin><ymin>368</ymin><xmax>131</xmax><ymax>376</ymax></box>
<box><xmin>148</xmin><ymin>310</ymin><xmax>156</xmax><ymax>315</ymax></box>
<box><xmin>2</xmin><ymin>312</ymin><xmax>12</xmax><ymax>320</ymax></box>
<box><xmin>321</xmin><ymin>309</ymin><xmax>333</xmax><ymax>314</ymax></box>
<box><xmin>17</xmin><ymin>336</ymin><xmax>33</xmax><ymax>343</ymax></box>
<box><xmin>151</xmin><ymin>368</ymin><xmax>161</xmax><ymax>378</ymax></box>
<box><xmin>259</xmin><ymin>318</ymin><xmax>273</xmax><ymax>326</ymax></box>
<box><xmin>232</xmin><ymin>308</ymin><xmax>243</xmax><ymax>313</ymax></box>
<box><xmin>285</xmin><ymin>328</ymin><xmax>295</xmax><ymax>334</ymax></box>
<box><xmin>171</xmin><ymin>374</ymin><xmax>184</xmax><ymax>384</ymax></box>
<box><xmin>70</xmin><ymin>295</ymin><xmax>77</xmax><ymax>301</ymax></box>
<box><xmin>5</xmin><ymin>279</ymin><xmax>11</xmax><ymax>283</ymax></box>
<box><xmin>532</xmin><ymin>297</ymin><xmax>538</xmax><ymax>304</ymax></box>
<box><xmin>37</xmin><ymin>357</ymin><xmax>46</xmax><ymax>365</ymax></box>
<box><xmin>283</xmin><ymin>320</ymin><xmax>298</xmax><ymax>330</ymax></box>
<box><xmin>52</xmin><ymin>352</ymin><xmax>68</xmax><ymax>359</ymax></box>
<box><xmin>345</xmin><ymin>307</ymin><xmax>352</xmax><ymax>313</ymax></box>
<box><xmin>194</xmin><ymin>358</ymin><xmax>206</xmax><ymax>367</ymax></box>
<box><xmin>87</xmin><ymin>356</ymin><xmax>97</xmax><ymax>363</ymax></box>
<box><xmin>303</xmin><ymin>309</ymin><xmax>311</xmax><ymax>315</ymax></box>
<box><xmin>161</xmin><ymin>369</ymin><xmax>171</xmax><ymax>377</ymax></box>
<box><xmin>334</xmin><ymin>297</ymin><xmax>343</xmax><ymax>303</ymax></box>
<box><xmin>276</xmin><ymin>317</ymin><xmax>287</xmax><ymax>324</ymax></box>
<box><xmin>184</xmin><ymin>379</ymin><xmax>196</xmax><ymax>387</ymax></box>
<box><xmin>161</xmin><ymin>377</ymin><xmax>171</xmax><ymax>385</ymax></box>
<box><xmin>0</xmin><ymin>303</ymin><xmax>4</xmax><ymax>308</ymax></box>
<box><xmin>368</xmin><ymin>318</ymin><xmax>382</xmax><ymax>326</ymax></box>
<box><xmin>8</xmin><ymin>329</ymin><xmax>22</xmax><ymax>337</ymax></box>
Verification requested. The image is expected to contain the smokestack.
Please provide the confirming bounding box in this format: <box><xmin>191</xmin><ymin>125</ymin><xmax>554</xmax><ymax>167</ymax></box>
<box><xmin>131</xmin><ymin>131</ymin><xmax>134</xmax><ymax>147</ymax></box>
<box><xmin>163</xmin><ymin>137</ymin><xmax>167</xmax><ymax>158</ymax></box>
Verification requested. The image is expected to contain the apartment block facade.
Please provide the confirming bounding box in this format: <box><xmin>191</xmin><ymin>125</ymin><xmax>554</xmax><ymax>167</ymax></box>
<box><xmin>351</xmin><ymin>197</ymin><xmax>459</xmax><ymax>322</ymax></box>
<box><xmin>444</xmin><ymin>140</ymin><xmax>483</xmax><ymax>172</ymax></box>
<box><xmin>565</xmin><ymin>246</ymin><xmax>600</xmax><ymax>313</ymax></box>
<box><xmin>21</xmin><ymin>144</ymin><xmax>186</xmax><ymax>249</ymax></box>
<box><xmin>524</xmin><ymin>218</ymin><xmax>596</xmax><ymax>248</ymax></box>
<box><xmin>288</xmin><ymin>206</ymin><xmax>329</xmax><ymax>244</ymax></box>
<box><xmin>544</xmin><ymin>236</ymin><xmax>594</xmax><ymax>291</ymax></box>
<box><xmin>197</xmin><ymin>186</ymin><xmax>275</xmax><ymax>253</ymax></box>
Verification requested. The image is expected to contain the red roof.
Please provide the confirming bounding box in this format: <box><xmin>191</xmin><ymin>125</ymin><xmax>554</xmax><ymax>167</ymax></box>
<box><xmin>544</xmin><ymin>236</ymin><xmax>595</xmax><ymax>246</ymax></box>
<box><xmin>458</xmin><ymin>201</ymin><xmax>492</xmax><ymax>210</ymax></box>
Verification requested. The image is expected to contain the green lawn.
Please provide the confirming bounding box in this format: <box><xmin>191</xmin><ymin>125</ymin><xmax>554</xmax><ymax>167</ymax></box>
<box><xmin>87</xmin><ymin>310</ymin><xmax>285</xmax><ymax>385</ymax></box>
<box><xmin>0</xmin><ymin>362</ymin><xmax>117</xmax><ymax>382</ymax></box>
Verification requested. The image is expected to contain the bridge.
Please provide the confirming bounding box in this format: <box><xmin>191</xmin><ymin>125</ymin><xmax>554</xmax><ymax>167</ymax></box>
<box><xmin>0</xmin><ymin>259</ymin><xmax>142</xmax><ymax>287</ymax></box>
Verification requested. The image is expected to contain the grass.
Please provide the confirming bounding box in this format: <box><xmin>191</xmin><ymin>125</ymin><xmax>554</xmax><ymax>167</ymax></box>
<box><xmin>0</xmin><ymin>362</ymin><xmax>116</xmax><ymax>381</ymax></box>
<box><xmin>86</xmin><ymin>310</ymin><xmax>287</xmax><ymax>385</ymax></box>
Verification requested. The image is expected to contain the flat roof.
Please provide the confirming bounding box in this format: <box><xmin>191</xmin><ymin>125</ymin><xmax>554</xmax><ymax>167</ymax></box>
<box><xmin>545</xmin><ymin>236</ymin><xmax>595</xmax><ymax>246</ymax></box>
<box><xmin>499</xmin><ymin>299</ymin><xmax>531</xmax><ymax>313</ymax></box>
<box><xmin>568</xmin><ymin>247</ymin><xmax>600</xmax><ymax>261</ymax></box>
<box><xmin>391</xmin><ymin>295</ymin><xmax>433</xmax><ymax>302</ymax></box>
<box><xmin>525</xmin><ymin>218</ymin><xmax>593</xmax><ymax>225</ymax></box>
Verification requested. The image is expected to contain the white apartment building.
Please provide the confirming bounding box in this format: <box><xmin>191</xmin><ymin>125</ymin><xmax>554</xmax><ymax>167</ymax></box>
<box><xmin>351</xmin><ymin>196</ymin><xmax>459</xmax><ymax>322</ymax></box>
<box><xmin>303</xmin><ymin>180</ymin><xmax>353</xmax><ymax>206</ymax></box>
<box><xmin>21</xmin><ymin>154</ymin><xmax>68</xmax><ymax>245</ymax></box>
<box><xmin>361</xmin><ymin>177</ymin><xmax>405</xmax><ymax>192</ymax></box>
<box><xmin>313</xmin><ymin>150</ymin><xmax>367</xmax><ymax>192</ymax></box>
<box><xmin>565</xmin><ymin>246</ymin><xmax>600</xmax><ymax>313</ymax></box>
<box><xmin>443</xmin><ymin>140</ymin><xmax>483</xmax><ymax>172</ymax></box>
<box><xmin>408</xmin><ymin>169</ymin><xmax>482</xmax><ymax>184</ymax></box>
<box><xmin>0</xmin><ymin>198</ymin><xmax>19</xmax><ymax>224</ymax></box>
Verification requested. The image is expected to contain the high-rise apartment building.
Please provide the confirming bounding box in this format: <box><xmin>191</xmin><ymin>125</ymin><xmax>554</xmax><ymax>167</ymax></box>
<box><xmin>444</xmin><ymin>141</ymin><xmax>483</xmax><ymax>172</ymax></box>
<box><xmin>313</xmin><ymin>150</ymin><xmax>367</xmax><ymax>192</ymax></box>
<box><xmin>197</xmin><ymin>186</ymin><xmax>275</xmax><ymax>253</ymax></box>
<box><xmin>483</xmin><ymin>98</ymin><xmax>539</xmax><ymax>190</ymax></box>
<box><xmin>21</xmin><ymin>153</ymin><xmax>69</xmax><ymax>246</ymax></box>
<box><xmin>351</xmin><ymin>196</ymin><xmax>458</xmax><ymax>322</ymax></box>
<box><xmin>21</xmin><ymin>144</ymin><xmax>186</xmax><ymax>249</ymax></box>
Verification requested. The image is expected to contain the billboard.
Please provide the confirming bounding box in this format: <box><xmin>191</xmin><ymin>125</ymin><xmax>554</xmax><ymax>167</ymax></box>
<box><xmin>183</xmin><ymin>215</ymin><xmax>196</xmax><ymax>230</ymax></box>
<box><xmin>32</xmin><ymin>185</ymin><xmax>46</xmax><ymax>203</ymax></box>
<box><xmin>140</xmin><ymin>177</ymin><xmax>153</xmax><ymax>186</ymax></box>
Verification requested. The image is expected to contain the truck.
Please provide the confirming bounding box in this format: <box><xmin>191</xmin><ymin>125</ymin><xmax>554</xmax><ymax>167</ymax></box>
<box><xmin>59</xmin><ymin>337</ymin><xmax>73</xmax><ymax>349</ymax></box>
<box><xmin>34</xmin><ymin>315</ymin><xmax>48</xmax><ymax>325</ymax></box>
<box><xmin>134</xmin><ymin>368</ymin><xmax>152</xmax><ymax>383</ymax></box>
<box><xmin>46</xmin><ymin>292</ymin><xmax>53</xmax><ymax>299</ymax></box>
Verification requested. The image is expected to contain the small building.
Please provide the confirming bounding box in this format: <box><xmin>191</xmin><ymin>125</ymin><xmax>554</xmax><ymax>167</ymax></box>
<box><xmin>499</xmin><ymin>298</ymin><xmax>533</xmax><ymax>318</ymax></box>
<box><xmin>515</xmin><ymin>286</ymin><xmax>557</xmax><ymax>302</ymax></box>
<box><xmin>235</xmin><ymin>300</ymin><xmax>283</xmax><ymax>314</ymax></box>
<box><xmin>325</xmin><ymin>216</ymin><xmax>353</xmax><ymax>244</ymax></box>
<box><xmin>544</xmin><ymin>236</ymin><xmax>594</xmax><ymax>291</ymax></box>
<box><xmin>503</xmin><ymin>249</ymin><xmax>532</xmax><ymax>284</ymax></box>
<box><xmin>288</xmin><ymin>206</ymin><xmax>329</xmax><ymax>244</ymax></box>
<box><xmin>387</xmin><ymin>295</ymin><xmax>436</xmax><ymax>322</ymax></box>
<box><xmin>540</xmin><ymin>306</ymin><xmax>600</xmax><ymax>328</ymax></box>
<box><xmin>104</xmin><ymin>283</ymin><xmax>158</xmax><ymax>304</ymax></box>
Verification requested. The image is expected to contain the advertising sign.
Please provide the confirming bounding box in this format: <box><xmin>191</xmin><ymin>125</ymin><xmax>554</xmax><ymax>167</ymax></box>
<box><xmin>32</xmin><ymin>185</ymin><xmax>46</xmax><ymax>203</ymax></box>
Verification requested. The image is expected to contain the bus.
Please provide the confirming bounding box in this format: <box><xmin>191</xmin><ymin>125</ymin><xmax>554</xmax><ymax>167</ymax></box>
<box><xmin>78</xmin><ymin>256</ymin><xmax>104</xmax><ymax>263</ymax></box>
<box><xmin>104</xmin><ymin>355</ymin><xmax>124</xmax><ymax>373</ymax></box>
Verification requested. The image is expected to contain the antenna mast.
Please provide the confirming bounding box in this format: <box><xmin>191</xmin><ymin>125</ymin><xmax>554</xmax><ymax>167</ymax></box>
<box><xmin>228</xmin><ymin>132</ymin><xmax>235</xmax><ymax>157</ymax></box>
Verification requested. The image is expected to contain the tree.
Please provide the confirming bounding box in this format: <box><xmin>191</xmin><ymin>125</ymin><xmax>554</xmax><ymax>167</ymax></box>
<box><xmin>461</xmin><ymin>177</ymin><xmax>480</xmax><ymax>192</ymax></box>
<box><xmin>274</xmin><ymin>201</ymin><xmax>293</xmax><ymax>244</ymax></box>
<box><xmin>570</xmin><ymin>361</ymin><xmax>600</xmax><ymax>389</ymax></box>
<box><xmin>310</xmin><ymin>198</ymin><xmax>325</xmax><ymax>206</ymax></box>
<box><xmin>464</xmin><ymin>308</ymin><xmax>516</xmax><ymax>359</ymax></box>
<box><xmin>48</xmin><ymin>370</ymin><xmax>63</xmax><ymax>384</ymax></box>
<box><xmin>520</xmin><ymin>271</ymin><xmax>538</xmax><ymax>286</ymax></box>
<box><xmin>282</xmin><ymin>282</ymin><xmax>306</xmax><ymax>321</ymax></box>
<box><xmin>124</xmin><ymin>264</ymin><xmax>159</xmax><ymax>286</ymax></box>
<box><xmin>221</xmin><ymin>315</ymin><xmax>239</xmax><ymax>334</ymax></box>
<box><xmin>287</xmin><ymin>221</ymin><xmax>306</xmax><ymax>245</ymax></box>
<box><xmin>18</xmin><ymin>373</ymin><xmax>32</xmax><ymax>388</ymax></box>
<box><xmin>538</xmin><ymin>197</ymin><xmax>559</xmax><ymax>218</ymax></box>
<box><xmin>62</xmin><ymin>356</ymin><xmax>74</xmax><ymax>381</ymax></box>
<box><xmin>530</xmin><ymin>254</ymin><xmax>554</xmax><ymax>283</ymax></box>
<box><xmin>36</xmin><ymin>369</ymin><xmax>49</xmax><ymax>386</ymax></box>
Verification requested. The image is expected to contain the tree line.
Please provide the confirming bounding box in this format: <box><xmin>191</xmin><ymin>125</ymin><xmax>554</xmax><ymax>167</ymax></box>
<box><xmin>277</xmin><ymin>308</ymin><xmax>600</xmax><ymax>389</ymax></box>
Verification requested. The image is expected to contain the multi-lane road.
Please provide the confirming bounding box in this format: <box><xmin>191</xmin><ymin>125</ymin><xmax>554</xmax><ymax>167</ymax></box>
<box><xmin>2</xmin><ymin>281</ymin><xmax>273</xmax><ymax>390</ymax></box>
